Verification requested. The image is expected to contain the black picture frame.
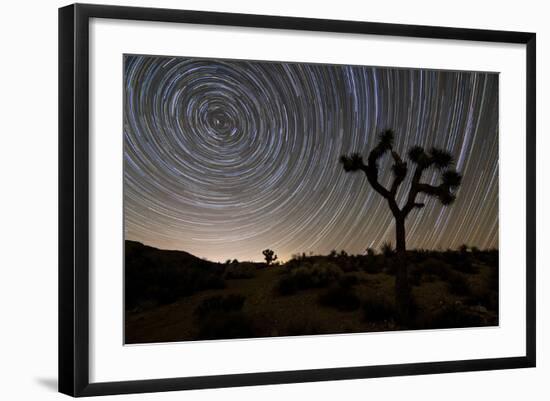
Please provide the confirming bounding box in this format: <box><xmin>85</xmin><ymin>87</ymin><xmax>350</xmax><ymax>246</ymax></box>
<box><xmin>59</xmin><ymin>3</ymin><xmax>536</xmax><ymax>397</ymax></box>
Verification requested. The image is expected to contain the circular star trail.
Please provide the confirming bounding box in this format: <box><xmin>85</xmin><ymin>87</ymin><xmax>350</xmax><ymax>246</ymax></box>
<box><xmin>124</xmin><ymin>55</ymin><xmax>499</xmax><ymax>262</ymax></box>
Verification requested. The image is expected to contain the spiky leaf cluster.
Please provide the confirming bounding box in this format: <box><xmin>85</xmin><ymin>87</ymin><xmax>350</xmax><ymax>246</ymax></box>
<box><xmin>339</xmin><ymin>153</ymin><xmax>364</xmax><ymax>172</ymax></box>
<box><xmin>428</xmin><ymin>147</ymin><xmax>454</xmax><ymax>170</ymax></box>
<box><xmin>392</xmin><ymin>161</ymin><xmax>407</xmax><ymax>179</ymax></box>
<box><xmin>438</xmin><ymin>191</ymin><xmax>456</xmax><ymax>205</ymax></box>
<box><xmin>408</xmin><ymin>146</ymin><xmax>426</xmax><ymax>163</ymax></box>
<box><xmin>408</xmin><ymin>145</ymin><xmax>454</xmax><ymax>170</ymax></box>
<box><xmin>442</xmin><ymin>170</ymin><xmax>462</xmax><ymax>189</ymax></box>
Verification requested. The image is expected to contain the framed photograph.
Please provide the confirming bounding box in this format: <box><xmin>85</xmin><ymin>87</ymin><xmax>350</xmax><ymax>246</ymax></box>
<box><xmin>59</xmin><ymin>3</ymin><xmax>536</xmax><ymax>397</ymax></box>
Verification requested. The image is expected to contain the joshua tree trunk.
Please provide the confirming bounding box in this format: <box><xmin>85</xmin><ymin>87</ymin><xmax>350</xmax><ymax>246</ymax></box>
<box><xmin>394</xmin><ymin>215</ymin><xmax>410</xmax><ymax>324</ymax></box>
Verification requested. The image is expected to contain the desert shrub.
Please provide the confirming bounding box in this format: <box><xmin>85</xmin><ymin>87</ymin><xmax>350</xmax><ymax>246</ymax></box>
<box><xmin>363</xmin><ymin>295</ymin><xmax>396</xmax><ymax>323</ymax></box>
<box><xmin>339</xmin><ymin>273</ymin><xmax>360</xmax><ymax>288</ymax></box>
<box><xmin>428</xmin><ymin>303</ymin><xmax>486</xmax><ymax>329</ymax></box>
<box><xmin>406</xmin><ymin>258</ymin><xmax>449</xmax><ymax>284</ymax></box>
<box><xmin>451</xmin><ymin>260</ymin><xmax>479</xmax><ymax>274</ymax></box>
<box><xmin>277</xmin><ymin>276</ymin><xmax>298</xmax><ymax>295</ymax></box>
<box><xmin>318</xmin><ymin>285</ymin><xmax>361</xmax><ymax>311</ymax></box>
<box><xmin>417</xmin><ymin>258</ymin><xmax>453</xmax><ymax>281</ymax></box>
<box><xmin>361</xmin><ymin>256</ymin><xmax>385</xmax><ymax>274</ymax></box>
<box><xmin>276</xmin><ymin>262</ymin><xmax>342</xmax><ymax>295</ymax></box>
<box><xmin>436</xmin><ymin>250</ymin><xmax>478</xmax><ymax>274</ymax></box>
<box><xmin>465</xmin><ymin>289</ymin><xmax>498</xmax><ymax>312</ymax></box>
<box><xmin>446</xmin><ymin>272</ymin><xmax>472</xmax><ymax>296</ymax></box>
<box><xmin>408</xmin><ymin>264</ymin><xmax>422</xmax><ymax>286</ymax></box>
<box><xmin>382</xmin><ymin>259</ymin><xmax>398</xmax><ymax>275</ymax></box>
<box><xmin>196</xmin><ymin>311</ymin><xmax>254</xmax><ymax>340</ymax></box>
<box><xmin>225</xmin><ymin>263</ymin><xmax>256</xmax><ymax>279</ymax></box>
<box><xmin>283</xmin><ymin>257</ymin><xmax>303</xmax><ymax>270</ymax></box>
<box><xmin>380</xmin><ymin>241</ymin><xmax>394</xmax><ymax>257</ymax></box>
<box><xmin>194</xmin><ymin>294</ymin><xmax>245</xmax><ymax>319</ymax></box>
<box><xmin>335</xmin><ymin>253</ymin><xmax>366</xmax><ymax>273</ymax></box>
<box><xmin>409</xmin><ymin>266</ymin><xmax>438</xmax><ymax>286</ymax></box>
<box><xmin>440</xmin><ymin>250</ymin><xmax>463</xmax><ymax>264</ymax></box>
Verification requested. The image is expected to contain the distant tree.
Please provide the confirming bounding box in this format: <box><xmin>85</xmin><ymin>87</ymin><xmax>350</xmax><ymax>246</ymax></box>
<box><xmin>232</xmin><ymin>259</ymin><xmax>239</xmax><ymax>265</ymax></box>
<box><xmin>340</xmin><ymin>129</ymin><xmax>462</xmax><ymax>322</ymax></box>
<box><xmin>262</xmin><ymin>249</ymin><xmax>278</xmax><ymax>266</ymax></box>
<box><xmin>459</xmin><ymin>244</ymin><xmax>469</xmax><ymax>253</ymax></box>
<box><xmin>339</xmin><ymin>250</ymin><xmax>348</xmax><ymax>258</ymax></box>
<box><xmin>329</xmin><ymin>250</ymin><xmax>338</xmax><ymax>258</ymax></box>
<box><xmin>225</xmin><ymin>259</ymin><xmax>232</xmax><ymax>265</ymax></box>
<box><xmin>366</xmin><ymin>247</ymin><xmax>376</xmax><ymax>256</ymax></box>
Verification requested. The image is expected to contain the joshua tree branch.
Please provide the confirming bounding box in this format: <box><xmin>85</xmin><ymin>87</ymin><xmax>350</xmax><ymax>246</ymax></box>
<box><xmin>362</xmin><ymin>164</ymin><xmax>391</xmax><ymax>199</ymax></box>
<box><xmin>363</xmin><ymin>164</ymin><xmax>402</xmax><ymax>216</ymax></box>
<box><xmin>401</xmin><ymin>163</ymin><xmax>426</xmax><ymax>216</ymax></box>
<box><xmin>339</xmin><ymin>153</ymin><xmax>392</xmax><ymax>199</ymax></box>
<box><xmin>415</xmin><ymin>182</ymin><xmax>444</xmax><ymax>196</ymax></box>
<box><xmin>390</xmin><ymin>151</ymin><xmax>407</xmax><ymax>196</ymax></box>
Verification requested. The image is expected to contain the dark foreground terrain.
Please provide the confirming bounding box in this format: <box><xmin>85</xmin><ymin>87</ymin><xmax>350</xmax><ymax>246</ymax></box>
<box><xmin>125</xmin><ymin>241</ymin><xmax>498</xmax><ymax>344</ymax></box>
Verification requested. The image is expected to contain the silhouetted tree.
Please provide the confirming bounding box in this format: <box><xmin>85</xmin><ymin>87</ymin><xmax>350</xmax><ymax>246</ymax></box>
<box><xmin>340</xmin><ymin>129</ymin><xmax>462</xmax><ymax>322</ymax></box>
<box><xmin>262</xmin><ymin>249</ymin><xmax>278</xmax><ymax>266</ymax></box>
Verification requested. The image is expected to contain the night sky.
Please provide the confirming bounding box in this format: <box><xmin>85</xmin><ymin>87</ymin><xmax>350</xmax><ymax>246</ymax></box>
<box><xmin>124</xmin><ymin>55</ymin><xmax>499</xmax><ymax>263</ymax></box>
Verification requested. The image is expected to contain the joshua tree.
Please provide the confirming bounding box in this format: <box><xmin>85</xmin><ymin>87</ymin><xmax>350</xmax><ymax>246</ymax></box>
<box><xmin>340</xmin><ymin>129</ymin><xmax>462</xmax><ymax>322</ymax></box>
<box><xmin>459</xmin><ymin>244</ymin><xmax>469</xmax><ymax>254</ymax></box>
<box><xmin>262</xmin><ymin>249</ymin><xmax>278</xmax><ymax>266</ymax></box>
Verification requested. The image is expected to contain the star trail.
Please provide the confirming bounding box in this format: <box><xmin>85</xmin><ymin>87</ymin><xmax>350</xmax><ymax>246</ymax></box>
<box><xmin>124</xmin><ymin>55</ymin><xmax>499</xmax><ymax>263</ymax></box>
